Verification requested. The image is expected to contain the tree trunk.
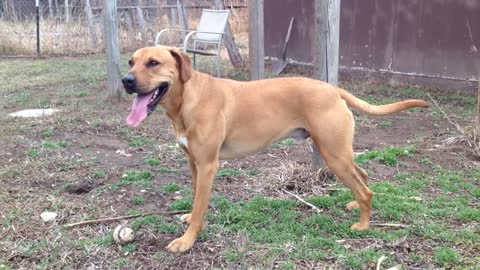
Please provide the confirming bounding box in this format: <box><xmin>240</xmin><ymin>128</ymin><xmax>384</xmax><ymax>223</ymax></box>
<box><xmin>176</xmin><ymin>0</ymin><xmax>188</xmax><ymax>31</ymax></box>
<box><xmin>85</xmin><ymin>0</ymin><xmax>98</xmax><ymax>49</ymax></box>
<box><xmin>64</xmin><ymin>0</ymin><xmax>70</xmax><ymax>23</ymax></box>
<box><xmin>48</xmin><ymin>0</ymin><xmax>53</xmax><ymax>17</ymax></box>
<box><xmin>135</xmin><ymin>0</ymin><xmax>148</xmax><ymax>38</ymax></box>
<box><xmin>213</xmin><ymin>0</ymin><xmax>244</xmax><ymax>68</ymax></box>
<box><xmin>477</xmin><ymin>66</ymin><xmax>480</xmax><ymax>129</ymax></box>
<box><xmin>248</xmin><ymin>0</ymin><xmax>264</xmax><ymax>80</ymax></box>
<box><xmin>103</xmin><ymin>0</ymin><xmax>123</xmax><ymax>102</ymax></box>
<box><xmin>167</xmin><ymin>0</ymin><xmax>177</xmax><ymax>26</ymax></box>
<box><xmin>312</xmin><ymin>0</ymin><xmax>341</xmax><ymax>170</ymax></box>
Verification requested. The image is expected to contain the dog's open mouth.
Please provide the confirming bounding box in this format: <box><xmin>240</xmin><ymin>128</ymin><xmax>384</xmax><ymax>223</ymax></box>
<box><xmin>126</xmin><ymin>82</ymin><xmax>169</xmax><ymax>127</ymax></box>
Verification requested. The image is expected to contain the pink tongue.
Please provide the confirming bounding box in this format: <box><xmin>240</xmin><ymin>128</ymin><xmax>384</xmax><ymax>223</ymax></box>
<box><xmin>126</xmin><ymin>92</ymin><xmax>154</xmax><ymax>127</ymax></box>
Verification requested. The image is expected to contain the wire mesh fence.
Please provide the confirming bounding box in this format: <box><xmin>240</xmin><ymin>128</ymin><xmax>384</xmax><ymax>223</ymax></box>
<box><xmin>0</xmin><ymin>0</ymin><xmax>248</xmax><ymax>57</ymax></box>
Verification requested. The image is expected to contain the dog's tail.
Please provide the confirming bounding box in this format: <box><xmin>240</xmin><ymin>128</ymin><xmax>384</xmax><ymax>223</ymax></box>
<box><xmin>338</xmin><ymin>88</ymin><xmax>429</xmax><ymax>116</ymax></box>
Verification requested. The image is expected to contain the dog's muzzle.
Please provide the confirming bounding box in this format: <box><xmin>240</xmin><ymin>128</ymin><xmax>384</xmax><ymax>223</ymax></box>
<box><xmin>122</xmin><ymin>73</ymin><xmax>136</xmax><ymax>94</ymax></box>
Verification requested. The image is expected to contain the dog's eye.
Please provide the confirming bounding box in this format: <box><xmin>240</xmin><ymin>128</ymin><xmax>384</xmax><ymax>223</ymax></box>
<box><xmin>147</xmin><ymin>60</ymin><xmax>160</xmax><ymax>67</ymax></box>
<box><xmin>128</xmin><ymin>60</ymin><xmax>134</xmax><ymax>67</ymax></box>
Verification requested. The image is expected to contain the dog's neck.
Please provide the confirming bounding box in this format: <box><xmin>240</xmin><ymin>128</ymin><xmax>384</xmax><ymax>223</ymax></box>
<box><xmin>160</xmin><ymin>74</ymin><xmax>190</xmax><ymax>132</ymax></box>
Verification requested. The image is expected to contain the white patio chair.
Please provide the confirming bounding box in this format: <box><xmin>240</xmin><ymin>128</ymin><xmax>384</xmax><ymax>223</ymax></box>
<box><xmin>155</xmin><ymin>9</ymin><xmax>230</xmax><ymax>77</ymax></box>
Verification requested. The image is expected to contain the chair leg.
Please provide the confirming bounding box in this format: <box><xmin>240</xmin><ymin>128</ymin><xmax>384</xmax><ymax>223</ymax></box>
<box><xmin>216</xmin><ymin>55</ymin><xmax>221</xmax><ymax>77</ymax></box>
<box><xmin>193</xmin><ymin>53</ymin><xmax>196</xmax><ymax>70</ymax></box>
<box><xmin>216</xmin><ymin>44</ymin><xmax>222</xmax><ymax>77</ymax></box>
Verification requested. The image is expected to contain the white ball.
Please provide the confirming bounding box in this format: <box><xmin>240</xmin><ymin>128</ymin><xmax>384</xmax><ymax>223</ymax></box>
<box><xmin>113</xmin><ymin>225</ymin><xmax>135</xmax><ymax>244</ymax></box>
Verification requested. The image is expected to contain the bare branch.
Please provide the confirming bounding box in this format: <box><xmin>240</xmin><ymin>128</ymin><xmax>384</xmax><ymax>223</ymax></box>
<box><xmin>63</xmin><ymin>210</ymin><xmax>189</xmax><ymax>228</ymax></box>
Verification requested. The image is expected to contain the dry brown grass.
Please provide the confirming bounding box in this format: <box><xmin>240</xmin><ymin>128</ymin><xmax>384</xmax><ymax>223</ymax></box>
<box><xmin>428</xmin><ymin>94</ymin><xmax>480</xmax><ymax>158</ymax></box>
<box><xmin>260</xmin><ymin>159</ymin><xmax>337</xmax><ymax>195</ymax></box>
<box><xmin>0</xmin><ymin>5</ymin><xmax>249</xmax><ymax>56</ymax></box>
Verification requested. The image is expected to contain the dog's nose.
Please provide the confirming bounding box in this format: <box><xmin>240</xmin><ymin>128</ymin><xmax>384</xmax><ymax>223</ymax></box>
<box><xmin>122</xmin><ymin>73</ymin><xmax>136</xmax><ymax>93</ymax></box>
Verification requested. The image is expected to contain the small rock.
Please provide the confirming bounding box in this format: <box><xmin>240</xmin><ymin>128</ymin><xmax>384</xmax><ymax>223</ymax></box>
<box><xmin>116</xmin><ymin>149</ymin><xmax>132</xmax><ymax>157</ymax></box>
<box><xmin>173</xmin><ymin>195</ymin><xmax>183</xmax><ymax>200</ymax></box>
<box><xmin>8</xmin><ymin>108</ymin><xmax>60</xmax><ymax>118</ymax></box>
<box><xmin>40</xmin><ymin>211</ymin><xmax>57</xmax><ymax>222</ymax></box>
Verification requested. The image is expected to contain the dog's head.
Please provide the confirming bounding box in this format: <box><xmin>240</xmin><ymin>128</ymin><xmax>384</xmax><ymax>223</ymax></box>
<box><xmin>122</xmin><ymin>46</ymin><xmax>192</xmax><ymax>127</ymax></box>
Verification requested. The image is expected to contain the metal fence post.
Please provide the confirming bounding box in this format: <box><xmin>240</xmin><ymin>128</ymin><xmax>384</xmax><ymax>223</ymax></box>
<box><xmin>36</xmin><ymin>0</ymin><xmax>40</xmax><ymax>56</ymax></box>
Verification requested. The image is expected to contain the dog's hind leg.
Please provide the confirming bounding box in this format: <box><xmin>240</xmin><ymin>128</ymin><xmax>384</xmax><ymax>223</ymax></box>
<box><xmin>345</xmin><ymin>164</ymin><xmax>369</xmax><ymax>211</ymax></box>
<box><xmin>319</xmin><ymin>147</ymin><xmax>373</xmax><ymax>230</ymax></box>
<box><xmin>308</xmin><ymin>110</ymin><xmax>372</xmax><ymax>230</ymax></box>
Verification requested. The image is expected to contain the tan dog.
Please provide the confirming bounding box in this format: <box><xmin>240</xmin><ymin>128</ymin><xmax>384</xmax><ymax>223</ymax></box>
<box><xmin>122</xmin><ymin>46</ymin><xmax>428</xmax><ymax>252</ymax></box>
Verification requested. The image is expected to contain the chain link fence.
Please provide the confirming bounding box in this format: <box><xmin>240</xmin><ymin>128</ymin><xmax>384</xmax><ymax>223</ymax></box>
<box><xmin>0</xmin><ymin>0</ymin><xmax>248</xmax><ymax>57</ymax></box>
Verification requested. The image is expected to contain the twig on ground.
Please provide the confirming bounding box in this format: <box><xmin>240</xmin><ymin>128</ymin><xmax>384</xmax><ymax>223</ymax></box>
<box><xmin>427</xmin><ymin>93</ymin><xmax>462</xmax><ymax>129</ymax></box>
<box><xmin>428</xmin><ymin>93</ymin><xmax>480</xmax><ymax>156</ymax></box>
<box><xmin>63</xmin><ymin>210</ymin><xmax>190</xmax><ymax>228</ymax></box>
<box><xmin>0</xmin><ymin>226</ymin><xmax>12</xmax><ymax>240</ymax></box>
<box><xmin>376</xmin><ymin>255</ymin><xmax>387</xmax><ymax>270</ymax></box>
<box><xmin>374</xmin><ymin>193</ymin><xmax>422</xmax><ymax>201</ymax></box>
<box><xmin>283</xmin><ymin>189</ymin><xmax>322</xmax><ymax>213</ymax></box>
<box><xmin>370</xmin><ymin>222</ymin><xmax>408</xmax><ymax>229</ymax></box>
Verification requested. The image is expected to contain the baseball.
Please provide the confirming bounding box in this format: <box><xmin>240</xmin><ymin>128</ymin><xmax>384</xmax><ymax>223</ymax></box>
<box><xmin>113</xmin><ymin>225</ymin><xmax>135</xmax><ymax>244</ymax></box>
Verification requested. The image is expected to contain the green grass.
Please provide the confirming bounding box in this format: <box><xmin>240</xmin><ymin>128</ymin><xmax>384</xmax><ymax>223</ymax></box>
<box><xmin>26</xmin><ymin>148</ymin><xmax>39</xmax><ymax>158</ymax></box>
<box><xmin>41</xmin><ymin>129</ymin><xmax>54</xmax><ymax>138</ymax></box>
<box><xmin>42</xmin><ymin>140</ymin><xmax>70</xmax><ymax>149</ymax></box>
<box><xmin>144</xmin><ymin>157</ymin><xmax>160</xmax><ymax>166</ymax></box>
<box><xmin>178</xmin><ymin>157</ymin><xmax>188</xmax><ymax>164</ymax></box>
<box><xmin>159</xmin><ymin>167</ymin><xmax>181</xmax><ymax>174</ymax></box>
<box><xmin>113</xmin><ymin>257</ymin><xmax>129</xmax><ymax>269</ymax></box>
<box><xmin>0</xmin><ymin>260</ymin><xmax>12</xmax><ymax>270</ymax></box>
<box><xmin>131</xmin><ymin>195</ymin><xmax>145</xmax><ymax>205</ymax></box>
<box><xmin>198</xmin><ymin>166</ymin><xmax>478</xmax><ymax>268</ymax></box>
<box><xmin>162</xmin><ymin>182</ymin><xmax>181</xmax><ymax>193</ymax></box>
<box><xmin>433</xmin><ymin>247</ymin><xmax>461</xmax><ymax>267</ymax></box>
<box><xmin>131</xmin><ymin>215</ymin><xmax>162</xmax><ymax>230</ymax></box>
<box><xmin>93</xmin><ymin>169</ymin><xmax>107</xmax><ymax>179</ymax></box>
<box><xmin>112</xmin><ymin>170</ymin><xmax>154</xmax><ymax>189</ymax></box>
<box><xmin>355</xmin><ymin>145</ymin><xmax>417</xmax><ymax>166</ymax></box>
<box><xmin>217</xmin><ymin>168</ymin><xmax>260</xmax><ymax>177</ymax></box>
<box><xmin>12</xmin><ymin>90</ymin><xmax>32</xmax><ymax>106</ymax></box>
<box><xmin>77</xmin><ymin>232</ymin><xmax>114</xmax><ymax>250</ymax></box>
<box><xmin>271</xmin><ymin>138</ymin><xmax>296</xmax><ymax>148</ymax></box>
<box><xmin>121</xmin><ymin>243</ymin><xmax>137</xmax><ymax>253</ymax></box>
<box><xmin>168</xmin><ymin>196</ymin><xmax>192</xmax><ymax>211</ymax></box>
<box><xmin>379</xmin><ymin>120</ymin><xmax>393</xmax><ymax>128</ymax></box>
<box><xmin>128</xmin><ymin>137</ymin><xmax>155</xmax><ymax>148</ymax></box>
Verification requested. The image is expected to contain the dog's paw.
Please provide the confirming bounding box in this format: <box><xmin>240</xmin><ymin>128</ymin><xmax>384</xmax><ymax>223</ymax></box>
<box><xmin>350</xmin><ymin>222</ymin><xmax>369</xmax><ymax>231</ymax></box>
<box><xmin>166</xmin><ymin>236</ymin><xmax>195</xmax><ymax>253</ymax></box>
<box><xmin>179</xmin><ymin>213</ymin><xmax>192</xmax><ymax>224</ymax></box>
<box><xmin>345</xmin><ymin>201</ymin><xmax>359</xmax><ymax>211</ymax></box>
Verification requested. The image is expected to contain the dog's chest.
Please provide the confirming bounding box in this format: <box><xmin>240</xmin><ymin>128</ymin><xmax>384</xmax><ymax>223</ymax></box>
<box><xmin>177</xmin><ymin>135</ymin><xmax>188</xmax><ymax>149</ymax></box>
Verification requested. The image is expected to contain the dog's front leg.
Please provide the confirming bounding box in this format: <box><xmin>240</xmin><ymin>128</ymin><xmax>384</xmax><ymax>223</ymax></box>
<box><xmin>179</xmin><ymin>155</ymin><xmax>197</xmax><ymax>224</ymax></box>
<box><xmin>167</xmin><ymin>159</ymin><xmax>218</xmax><ymax>252</ymax></box>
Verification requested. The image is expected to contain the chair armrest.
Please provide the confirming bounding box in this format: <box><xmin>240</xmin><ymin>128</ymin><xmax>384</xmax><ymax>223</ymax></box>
<box><xmin>155</xmin><ymin>28</ymin><xmax>193</xmax><ymax>46</ymax></box>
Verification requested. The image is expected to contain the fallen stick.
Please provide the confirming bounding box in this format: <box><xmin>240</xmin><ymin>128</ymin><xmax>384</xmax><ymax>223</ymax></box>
<box><xmin>376</xmin><ymin>255</ymin><xmax>387</xmax><ymax>270</ymax></box>
<box><xmin>0</xmin><ymin>226</ymin><xmax>12</xmax><ymax>240</ymax></box>
<box><xmin>63</xmin><ymin>210</ymin><xmax>190</xmax><ymax>228</ymax></box>
<box><xmin>374</xmin><ymin>192</ymin><xmax>422</xmax><ymax>201</ymax></box>
<box><xmin>427</xmin><ymin>93</ymin><xmax>462</xmax><ymax>130</ymax></box>
<box><xmin>283</xmin><ymin>190</ymin><xmax>322</xmax><ymax>213</ymax></box>
<box><xmin>370</xmin><ymin>222</ymin><xmax>408</xmax><ymax>229</ymax></box>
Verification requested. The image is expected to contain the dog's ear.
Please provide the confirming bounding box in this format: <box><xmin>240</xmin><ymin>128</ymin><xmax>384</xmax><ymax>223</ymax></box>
<box><xmin>169</xmin><ymin>48</ymin><xmax>192</xmax><ymax>83</ymax></box>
